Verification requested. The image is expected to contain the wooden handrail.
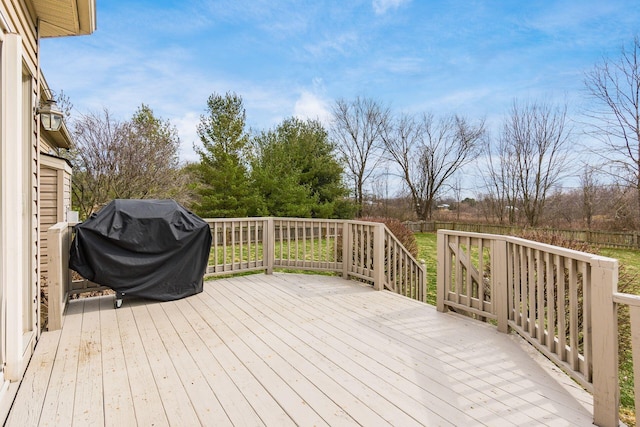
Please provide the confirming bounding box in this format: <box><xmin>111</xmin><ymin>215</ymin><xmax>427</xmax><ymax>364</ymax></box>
<box><xmin>613</xmin><ymin>291</ymin><xmax>640</xmax><ymax>426</ymax></box>
<box><xmin>436</xmin><ymin>229</ymin><xmax>622</xmax><ymax>427</ymax></box>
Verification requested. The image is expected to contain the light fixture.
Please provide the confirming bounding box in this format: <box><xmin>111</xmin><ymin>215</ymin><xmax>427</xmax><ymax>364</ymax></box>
<box><xmin>37</xmin><ymin>99</ymin><xmax>64</xmax><ymax>132</ymax></box>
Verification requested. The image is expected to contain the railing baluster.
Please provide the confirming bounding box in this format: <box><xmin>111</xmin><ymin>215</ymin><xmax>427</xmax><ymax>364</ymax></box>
<box><xmin>478</xmin><ymin>238</ymin><xmax>484</xmax><ymax>310</ymax></box>
<box><xmin>545</xmin><ymin>251</ymin><xmax>555</xmax><ymax>353</ymax></box>
<box><xmin>534</xmin><ymin>249</ymin><xmax>542</xmax><ymax>344</ymax></box>
<box><xmin>527</xmin><ymin>247</ymin><xmax>535</xmax><ymax>336</ymax></box>
<box><xmin>222</xmin><ymin>222</ymin><xmax>228</xmax><ymax>272</ymax></box>
<box><xmin>582</xmin><ymin>260</ymin><xmax>592</xmax><ymax>382</ymax></box>
<box><xmin>212</xmin><ymin>222</ymin><xmax>218</xmax><ymax>273</ymax></box>
<box><xmin>506</xmin><ymin>242</ymin><xmax>514</xmax><ymax>323</ymax></box>
<box><xmin>569</xmin><ymin>258</ymin><xmax>579</xmax><ymax>371</ymax></box>
<box><xmin>308</xmin><ymin>221</ymin><xmax>313</xmax><ymax>267</ymax></box>
<box><xmin>513</xmin><ymin>245</ymin><xmax>522</xmax><ymax>328</ymax></box>
<box><xmin>286</xmin><ymin>219</ymin><xmax>290</xmax><ymax>266</ymax></box>
<box><xmin>557</xmin><ymin>255</ymin><xmax>567</xmax><ymax>361</ymax></box>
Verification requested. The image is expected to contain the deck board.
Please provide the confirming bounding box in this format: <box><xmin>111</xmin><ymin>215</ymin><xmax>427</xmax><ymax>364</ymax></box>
<box><xmin>4</xmin><ymin>330</ymin><xmax>61</xmax><ymax>426</ymax></box>
<box><xmin>6</xmin><ymin>273</ymin><xmax>594</xmax><ymax>426</ymax></box>
<box><xmin>152</xmin><ymin>302</ymin><xmax>233</xmax><ymax>426</ymax></box>
<box><xmin>213</xmin><ymin>277</ymin><xmax>455</xmax><ymax>426</ymax></box>
<box><xmin>277</xmin><ymin>274</ymin><xmax>588</xmax><ymax>423</ymax></box>
<box><xmin>173</xmin><ymin>298</ymin><xmax>266</xmax><ymax>426</ymax></box>
<box><xmin>130</xmin><ymin>302</ymin><xmax>202</xmax><ymax>426</ymax></box>
<box><xmin>99</xmin><ymin>294</ymin><xmax>136</xmax><ymax>427</ymax></box>
<box><xmin>38</xmin><ymin>296</ymin><xmax>84</xmax><ymax>427</ymax></box>
<box><xmin>238</xmin><ymin>276</ymin><xmax>527</xmax><ymax>425</ymax></box>
<box><xmin>115</xmin><ymin>302</ymin><xmax>169</xmax><ymax>426</ymax></box>
<box><xmin>73</xmin><ymin>297</ymin><xmax>104</xmax><ymax>425</ymax></box>
<box><xmin>195</xmin><ymin>290</ymin><xmax>331</xmax><ymax>426</ymax></box>
<box><xmin>185</xmin><ymin>296</ymin><xmax>296</xmax><ymax>426</ymax></box>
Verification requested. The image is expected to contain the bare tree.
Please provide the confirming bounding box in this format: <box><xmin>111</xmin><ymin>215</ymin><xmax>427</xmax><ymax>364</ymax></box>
<box><xmin>500</xmin><ymin>99</ymin><xmax>572</xmax><ymax>226</ymax></box>
<box><xmin>71</xmin><ymin>105</ymin><xmax>184</xmax><ymax>219</ymax></box>
<box><xmin>71</xmin><ymin>109</ymin><xmax>128</xmax><ymax>218</ymax></box>
<box><xmin>542</xmin><ymin>188</ymin><xmax>581</xmax><ymax>228</ymax></box>
<box><xmin>481</xmin><ymin>133</ymin><xmax>520</xmax><ymax>224</ymax></box>
<box><xmin>585</xmin><ymin>36</ymin><xmax>640</xmax><ymax>225</ymax></box>
<box><xmin>115</xmin><ymin>105</ymin><xmax>182</xmax><ymax>199</ymax></box>
<box><xmin>383</xmin><ymin>112</ymin><xmax>485</xmax><ymax>220</ymax></box>
<box><xmin>580</xmin><ymin>166</ymin><xmax>599</xmax><ymax>229</ymax></box>
<box><xmin>451</xmin><ymin>174</ymin><xmax>464</xmax><ymax>221</ymax></box>
<box><xmin>331</xmin><ymin>97</ymin><xmax>390</xmax><ymax>217</ymax></box>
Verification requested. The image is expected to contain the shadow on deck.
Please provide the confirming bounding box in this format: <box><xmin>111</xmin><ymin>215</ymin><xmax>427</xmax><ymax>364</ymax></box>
<box><xmin>7</xmin><ymin>273</ymin><xmax>593</xmax><ymax>426</ymax></box>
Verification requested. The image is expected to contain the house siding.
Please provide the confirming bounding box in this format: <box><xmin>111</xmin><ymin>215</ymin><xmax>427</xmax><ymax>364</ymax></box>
<box><xmin>0</xmin><ymin>0</ymin><xmax>41</xmax><ymax>379</ymax></box>
<box><xmin>0</xmin><ymin>0</ymin><xmax>44</xmax><ymax>418</ymax></box>
<box><xmin>39</xmin><ymin>155</ymin><xmax>72</xmax><ymax>278</ymax></box>
<box><xmin>0</xmin><ymin>0</ymin><xmax>94</xmax><ymax>423</ymax></box>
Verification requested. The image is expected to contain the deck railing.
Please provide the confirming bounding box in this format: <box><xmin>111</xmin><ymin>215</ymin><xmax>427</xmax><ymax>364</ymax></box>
<box><xmin>436</xmin><ymin>229</ymin><xmax>624</xmax><ymax>427</ymax></box>
<box><xmin>407</xmin><ymin>220</ymin><xmax>640</xmax><ymax>249</ymax></box>
<box><xmin>48</xmin><ymin>217</ymin><xmax>426</xmax><ymax>327</ymax></box>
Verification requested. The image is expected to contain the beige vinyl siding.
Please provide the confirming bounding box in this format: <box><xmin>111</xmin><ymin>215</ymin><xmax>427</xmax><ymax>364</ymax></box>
<box><xmin>63</xmin><ymin>169</ymin><xmax>70</xmax><ymax>214</ymax></box>
<box><xmin>1</xmin><ymin>1</ymin><xmax>37</xmax><ymax>71</ymax></box>
<box><xmin>39</xmin><ymin>155</ymin><xmax>72</xmax><ymax>279</ymax></box>
<box><xmin>39</xmin><ymin>167</ymin><xmax>56</xmax><ymax>275</ymax></box>
<box><xmin>0</xmin><ymin>0</ymin><xmax>40</xmax><ymax>384</ymax></box>
<box><xmin>39</xmin><ymin>138</ymin><xmax>53</xmax><ymax>155</ymax></box>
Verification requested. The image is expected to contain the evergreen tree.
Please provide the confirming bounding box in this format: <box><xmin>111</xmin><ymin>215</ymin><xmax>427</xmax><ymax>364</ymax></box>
<box><xmin>252</xmin><ymin>117</ymin><xmax>353</xmax><ymax>218</ymax></box>
<box><xmin>192</xmin><ymin>92</ymin><xmax>259</xmax><ymax>218</ymax></box>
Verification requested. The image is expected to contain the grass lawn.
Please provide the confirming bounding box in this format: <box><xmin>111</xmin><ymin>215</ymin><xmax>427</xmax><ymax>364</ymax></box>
<box><xmin>414</xmin><ymin>233</ymin><xmax>438</xmax><ymax>305</ymax></box>
<box><xmin>601</xmin><ymin>247</ymin><xmax>640</xmax><ymax>279</ymax></box>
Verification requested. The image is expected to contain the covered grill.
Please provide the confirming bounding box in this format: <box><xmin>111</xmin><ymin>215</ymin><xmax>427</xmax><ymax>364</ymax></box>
<box><xmin>69</xmin><ymin>199</ymin><xmax>212</xmax><ymax>307</ymax></box>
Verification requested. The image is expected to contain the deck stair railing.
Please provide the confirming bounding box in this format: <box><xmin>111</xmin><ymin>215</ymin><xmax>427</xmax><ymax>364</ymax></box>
<box><xmin>47</xmin><ymin>217</ymin><xmax>426</xmax><ymax>327</ymax></box>
<box><xmin>436</xmin><ymin>229</ymin><xmax>624</xmax><ymax>427</ymax></box>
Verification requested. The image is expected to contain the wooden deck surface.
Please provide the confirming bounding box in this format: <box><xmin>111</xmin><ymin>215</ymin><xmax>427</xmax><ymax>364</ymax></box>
<box><xmin>6</xmin><ymin>273</ymin><xmax>594</xmax><ymax>426</ymax></box>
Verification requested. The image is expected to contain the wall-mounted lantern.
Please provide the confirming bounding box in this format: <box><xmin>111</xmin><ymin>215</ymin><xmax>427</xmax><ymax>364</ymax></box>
<box><xmin>37</xmin><ymin>99</ymin><xmax>64</xmax><ymax>132</ymax></box>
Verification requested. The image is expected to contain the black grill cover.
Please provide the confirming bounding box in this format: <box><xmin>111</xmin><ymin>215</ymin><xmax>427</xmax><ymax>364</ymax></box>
<box><xmin>69</xmin><ymin>199</ymin><xmax>212</xmax><ymax>301</ymax></box>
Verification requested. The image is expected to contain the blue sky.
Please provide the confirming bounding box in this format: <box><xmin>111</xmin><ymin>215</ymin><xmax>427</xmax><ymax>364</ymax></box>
<box><xmin>40</xmin><ymin>0</ymin><xmax>640</xmax><ymax>191</ymax></box>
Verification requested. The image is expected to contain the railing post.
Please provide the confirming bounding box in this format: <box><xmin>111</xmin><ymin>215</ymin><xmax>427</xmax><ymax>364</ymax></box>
<box><xmin>47</xmin><ymin>223</ymin><xmax>70</xmax><ymax>331</ymax></box>
<box><xmin>436</xmin><ymin>231</ymin><xmax>447</xmax><ymax>312</ymax></box>
<box><xmin>265</xmin><ymin>218</ymin><xmax>274</xmax><ymax>275</ymax></box>
<box><xmin>342</xmin><ymin>221</ymin><xmax>352</xmax><ymax>280</ymax></box>
<box><xmin>591</xmin><ymin>257</ymin><xmax>619</xmax><ymax>427</ymax></box>
<box><xmin>372</xmin><ymin>223</ymin><xmax>385</xmax><ymax>291</ymax></box>
<box><xmin>421</xmin><ymin>259</ymin><xmax>427</xmax><ymax>303</ymax></box>
<box><xmin>629</xmin><ymin>305</ymin><xmax>640</xmax><ymax>422</ymax></box>
<box><xmin>493</xmin><ymin>238</ymin><xmax>509</xmax><ymax>333</ymax></box>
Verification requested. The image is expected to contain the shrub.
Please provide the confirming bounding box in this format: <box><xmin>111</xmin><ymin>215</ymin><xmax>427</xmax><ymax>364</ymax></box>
<box><xmin>517</xmin><ymin>229</ymin><xmax>594</xmax><ymax>253</ymax></box>
<box><xmin>361</xmin><ymin>217</ymin><xmax>419</xmax><ymax>258</ymax></box>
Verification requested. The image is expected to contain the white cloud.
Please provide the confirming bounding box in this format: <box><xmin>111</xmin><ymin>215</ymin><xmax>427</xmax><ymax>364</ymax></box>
<box><xmin>293</xmin><ymin>90</ymin><xmax>332</xmax><ymax>125</ymax></box>
<box><xmin>173</xmin><ymin>112</ymin><xmax>201</xmax><ymax>164</ymax></box>
<box><xmin>372</xmin><ymin>0</ymin><xmax>411</xmax><ymax>15</ymax></box>
<box><xmin>303</xmin><ymin>31</ymin><xmax>360</xmax><ymax>59</ymax></box>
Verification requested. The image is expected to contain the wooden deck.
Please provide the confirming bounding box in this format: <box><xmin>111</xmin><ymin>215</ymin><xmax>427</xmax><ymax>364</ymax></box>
<box><xmin>6</xmin><ymin>273</ymin><xmax>594</xmax><ymax>426</ymax></box>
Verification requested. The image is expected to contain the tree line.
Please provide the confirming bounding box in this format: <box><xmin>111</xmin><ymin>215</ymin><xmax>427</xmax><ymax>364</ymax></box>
<box><xmin>70</xmin><ymin>94</ymin><xmax>353</xmax><ymax>220</ymax></box>
<box><xmin>68</xmin><ymin>37</ymin><xmax>640</xmax><ymax>231</ymax></box>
